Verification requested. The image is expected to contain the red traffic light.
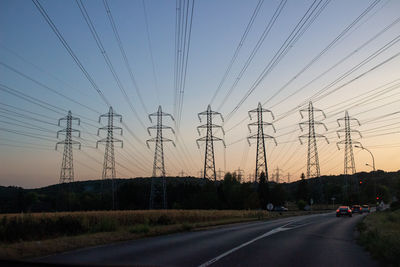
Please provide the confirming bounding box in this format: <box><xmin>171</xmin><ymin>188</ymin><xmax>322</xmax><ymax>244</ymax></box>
<box><xmin>376</xmin><ymin>196</ymin><xmax>379</xmax><ymax>200</ymax></box>
<box><xmin>359</xmin><ymin>181</ymin><xmax>362</xmax><ymax>185</ymax></box>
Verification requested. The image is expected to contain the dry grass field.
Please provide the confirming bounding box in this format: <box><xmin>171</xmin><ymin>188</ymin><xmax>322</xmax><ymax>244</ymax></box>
<box><xmin>0</xmin><ymin>209</ymin><xmax>327</xmax><ymax>259</ymax></box>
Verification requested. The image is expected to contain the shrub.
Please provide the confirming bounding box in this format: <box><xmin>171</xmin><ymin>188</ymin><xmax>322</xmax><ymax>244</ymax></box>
<box><xmin>297</xmin><ymin>200</ymin><xmax>306</xmax><ymax>210</ymax></box>
<box><xmin>390</xmin><ymin>201</ymin><xmax>400</xmax><ymax>211</ymax></box>
<box><xmin>91</xmin><ymin>217</ymin><xmax>117</xmax><ymax>232</ymax></box>
<box><xmin>129</xmin><ymin>224</ymin><xmax>150</xmax><ymax>234</ymax></box>
<box><xmin>155</xmin><ymin>214</ymin><xmax>174</xmax><ymax>225</ymax></box>
<box><xmin>181</xmin><ymin>222</ymin><xmax>193</xmax><ymax>231</ymax></box>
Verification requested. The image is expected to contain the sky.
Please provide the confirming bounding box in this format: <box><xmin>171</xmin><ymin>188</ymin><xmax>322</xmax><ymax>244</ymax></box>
<box><xmin>0</xmin><ymin>0</ymin><xmax>399</xmax><ymax>188</ymax></box>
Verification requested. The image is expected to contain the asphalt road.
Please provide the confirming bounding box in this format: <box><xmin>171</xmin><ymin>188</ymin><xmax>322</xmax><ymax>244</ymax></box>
<box><xmin>34</xmin><ymin>212</ymin><xmax>378</xmax><ymax>267</ymax></box>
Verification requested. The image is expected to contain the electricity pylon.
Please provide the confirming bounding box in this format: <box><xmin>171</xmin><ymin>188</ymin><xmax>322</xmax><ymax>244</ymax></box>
<box><xmin>147</xmin><ymin>105</ymin><xmax>175</xmax><ymax>209</ymax></box>
<box><xmin>235</xmin><ymin>167</ymin><xmax>245</xmax><ymax>181</ymax></box>
<box><xmin>196</xmin><ymin>105</ymin><xmax>225</xmax><ymax>182</ymax></box>
<box><xmin>299</xmin><ymin>101</ymin><xmax>329</xmax><ymax>179</ymax></box>
<box><xmin>96</xmin><ymin>106</ymin><xmax>123</xmax><ymax>210</ymax></box>
<box><xmin>56</xmin><ymin>111</ymin><xmax>81</xmax><ymax>184</ymax></box>
<box><xmin>217</xmin><ymin>168</ymin><xmax>224</xmax><ymax>180</ymax></box>
<box><xmin>273</xmin><ymin>167</ymin><xmax>284</xmax><ymax>183</ymax></box>
<box><xmin>247</xmin><ymin>102</ymin><xmax>277</xmax><ymax>183</ymax></box>
<box><xmin>336</xmin><ymin>111</ymin><xmax>362</xmax><ymax>175</ymax></box>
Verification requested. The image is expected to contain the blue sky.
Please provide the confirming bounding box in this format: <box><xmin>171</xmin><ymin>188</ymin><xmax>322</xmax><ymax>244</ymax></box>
<box><xmin>1</xmin><ymin>0</ymin><xmax>400</xmax><ymax>188</ymax></box>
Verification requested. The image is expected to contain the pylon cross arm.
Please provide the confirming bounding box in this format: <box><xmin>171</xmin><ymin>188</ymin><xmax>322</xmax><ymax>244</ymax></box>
<box><xmin>57</xmin><ymin>128</ymin><xmax>81</xmax><ymax>138</ymax></box>
<box><xmin>56</xmin><ymin>140</ymin><xmax>81</xmax><ymax>150</ymax></box>
<box><xmin>248</xmin><ymin>122</ymin><xmax>276</xmax><ymax>133</ymax></box>
<box><xmin>198</xmin><ymin>112</ymin><xmax>224</xmax><ymax>122</ymax></box>
<box><xmin>247</xmin><ymin>134</ymin><xmax>277</xmax><ymax>146</ymax></box>
<box><xmin>97</xmin><ymin>138</ymin><xmax>123</xmax><ymax>148</ymax></box>
<box><xmin>58</xmin><ymin>116</ymin><xmax>80</xmax><ymax>125</ymax></box>
<box><xmin>196</xmin><ymin>136</ymin><xmax>225</xmax><ymax>148</ymax></box>
<box><xmin>299</xmin><ymin>108</ymin><xmax>326</xmax><ymax>119</ymax></box>
<box><xmin>147</xmin><ymin>125</ymin><xmax>175</xmax><ymax>135</ymax></box>
<box><xmin>197</xmin><ymin>124</ymin><xmax>225</xmax><ymax>135</ymax></box>
<box><xmin>299</xmin><ymin>121</ymin><xmax>328</xmax><ymax>131</ymax></box>
<box><xmin>146</xmin><ymin>137</ymin><xmax>175</xmax><ymax>148</ymax></box>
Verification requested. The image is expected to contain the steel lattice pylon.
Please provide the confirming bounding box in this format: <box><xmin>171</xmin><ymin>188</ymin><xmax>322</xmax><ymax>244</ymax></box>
<box><xmin>299</xmin><ymin>102</ymin><xmax>329</xmax><ymax>179</ymax></box>
<box><xmin>273</xmin><ymin>166</ymin><xmax>284</xmax><ymax>183</ymax></box>
<box><xmin>56</xmin><ymin>111</ymin><xmax>81</xmax><ymax>184</ymax></box>
<box><xmin>337</xmin><ymin>111</ymin><xmax>362</xmax><ymax>175</ymax></box>
<box><xmin>247</xmin><ymin>103</ymin><xmax>277</xmax><ymax>183</ymax></box>
<box><xmin>97</xmin><ymin>107</ymin><xmax>123</xmax><ymax>210</ymax></box>
<box><xmin>147</xmin><ymin>106</ymin><xmax>175</xmax><ymax>209</ymax></box>
<box><xmin>196</xmin><ymin>105</ymin><xmax>225</xmax><ymax>181</ymax></box>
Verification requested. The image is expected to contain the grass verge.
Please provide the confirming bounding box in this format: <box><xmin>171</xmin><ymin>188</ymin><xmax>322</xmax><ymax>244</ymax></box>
<box><xmin>357</xmin><ymin>209</ymin><xmax>400</xmax><ymax>267</ymax></box>
<box><xmin>0</xmin><ymin>209</ymin><xmax>328</xmax><ymax>260</ymax></box>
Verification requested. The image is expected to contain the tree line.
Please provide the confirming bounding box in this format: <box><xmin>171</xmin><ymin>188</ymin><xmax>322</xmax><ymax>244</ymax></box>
<box><xmin>1</xmin><ymin>170</ymin><xmax>399</xmax><ymax>213</ymax></box>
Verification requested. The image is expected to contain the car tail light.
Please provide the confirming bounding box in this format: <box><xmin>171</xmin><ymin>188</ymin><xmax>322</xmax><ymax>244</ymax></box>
<box><xmin>348</xmin><ymin>210</ymin><xmax>351</xmax><ymax>212</ymax></box>
<box><xmin>336</xmin><ymin>209</ymin><xmax>339</xmax><ymax>212</ymax></box>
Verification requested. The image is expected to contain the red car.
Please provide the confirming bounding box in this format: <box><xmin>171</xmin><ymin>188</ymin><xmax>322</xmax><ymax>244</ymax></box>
<box><xmin>336</xmin><ymin>206</ymin><xmax>352</xmax><ymax>217</ymax></box>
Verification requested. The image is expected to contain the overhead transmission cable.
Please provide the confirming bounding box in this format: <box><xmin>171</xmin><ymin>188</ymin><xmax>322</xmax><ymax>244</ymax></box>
<box><xmin>31</xmin><ymin>0</ymin><xmax>110</xmax><ymax>106</ymax></box>
<box><xmin>76</xmin><ymin>0</ymin><xmax>147</xmax><ymax>131</ymax></box>
<box><xmin>224</xmin><ymin>0</ymin><xmax>330</xmax><ymax>120</ymax></box>
<box><xmin>216</xmin><ymin>0</ymin><xmax>287</xmax><ymax>111</ymax></box>
<box><xmin>209</xmin><ymin>0</ymin><xmax>265</xmax><ymax>105</ymax></box>
<box><xmin>140</xmin><ymin>0</ymin><xmax>161</xmax><ymax>105</ymax></box>
<box><xmin>103</xmin><ymin>0</ymin><xmax>150</xmax><ymax>113</ymax></box>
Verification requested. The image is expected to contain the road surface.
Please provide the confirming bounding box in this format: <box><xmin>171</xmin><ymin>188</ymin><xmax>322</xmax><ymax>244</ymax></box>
<box><xmin>34</xmin><ymin>212</ymin><xmax>378</xmax><ymax>267</ymax></box>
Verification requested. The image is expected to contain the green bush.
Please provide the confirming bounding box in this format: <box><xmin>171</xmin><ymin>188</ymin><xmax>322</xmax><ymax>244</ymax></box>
<box><xmin>181</xmin><ymin>222</ymin><xmax>193</xmax><ymax>231</ymax></box>
<box><xmin>358</xmin><ymin>209</ymin><xmax>400</xmax><ymax>266</ymax></box>
<box><xmin>129</xmin><ymin>224</ymin><xmax>150</xmax><ymax>234</ymax></box>
<box><xmin>297</xmin><ymin>200</ymin><xmax>306</xmax><ymax>210</ymax></box>
<box><xmin>390</xmin><ymin>201</ymin><xmax>400</xmax><ymax>211</ymax></box>
<box><xmin>91</xmin><ymin>217</ymin><xmax>117</xmax><ymax>232</ymax></box>
<box><xmin>155</xmin><ymin>214</ymin><xmax>174</xmax><ymax>225</ymax></box>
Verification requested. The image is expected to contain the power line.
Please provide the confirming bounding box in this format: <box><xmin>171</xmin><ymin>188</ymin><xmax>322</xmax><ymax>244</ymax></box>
<box><xmin>31</xmin><ymin>0</ymin><xmax>110</xmax><ymax>106</ymax></box>
<box><xmin>103</xmin><ymin>0</ymin><xmax>151</xmax><ymax>113</ymax></box>
<box><xmin>140</xmin><ymin>0</ymin><xmax>161</xmax><ymax>105</ymax></box>
<box><xmin>76</xmin><ymin>0</ymin><xmax>147</xmax><ymax>131</ymax></box>
<box><xmin>174</xmin><ymin>0</ymin><xmax>195</xmax><ymax>130</ymax></box>
<box><xmin>209</xmin><ymin>0</ymin><xmax>265</xmax><ymax>105</ymax></box>
<box><xmin>224</xmin><ymin>0</ymin><xmax>330</xmax><ymax>121</ymax></box>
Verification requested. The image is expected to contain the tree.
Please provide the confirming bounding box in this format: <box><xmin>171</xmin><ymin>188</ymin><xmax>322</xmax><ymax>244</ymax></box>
<box><xmin>296</xmin><ymin>173</ymin><xmax>309</xmax><ymax>202</ymax></box>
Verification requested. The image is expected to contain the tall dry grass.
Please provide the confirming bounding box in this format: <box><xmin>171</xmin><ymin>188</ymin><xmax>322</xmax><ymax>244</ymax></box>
<box><xmin>0</xmin><ymin>210</ymin><xmax>269</xmax><ymax>243</ymax></box>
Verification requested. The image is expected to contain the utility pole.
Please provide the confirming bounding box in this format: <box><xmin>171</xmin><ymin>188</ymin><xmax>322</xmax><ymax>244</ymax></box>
<box><xmin>217</xmin><ymin>168</ymin><xmax>224</xmax><ymax>180</ymax></box>
<box><xmin>179</xmin><ymin>170</ymin><xmax>186</xmax><ymax>177</ymax></box>
<box><xmin>287</xmin><ymin>173</ymin><xmax>291</xmax><ymax>183</ymax></box>
<box><xmin>196</xmin><ymin>105</ymin><xmax>225</xmax><ymax>182</ymax></box>
<box><xmin>147</xmin><ymin>106</ymin><xmax>175</xmax><ymax>209</ymax></box>
<box><xmin>96</xmin><ymin>107</ymin><xmax>123</xmax><ymax>210</ymax></box>
<box><xmin>198</xmin><ymin>169</ymin><xmax>203</xmax><ymax>178</ymax></box>
<box><xmin>273</xmin><ymin>167</ymin><xmax>284</xmax><ymax>183</ymax></box>
<box><xmin>247</xmin><ymin>102</ymin><xmax>277</xmax><ymax>184</ymax></box>
<box><xmin>299</xmin><ymin>101</ymin><xmax>329</xmax><ymax>179</ymax></box>
<box><xmin>336</xmin><ymin>111</ymin><xmax>362</xmax><ymax>175</ymax></box>
<box><xmin>56</xmin><ymin>111</ymin><xmax>81</xmax><ymax>184</ymax></box>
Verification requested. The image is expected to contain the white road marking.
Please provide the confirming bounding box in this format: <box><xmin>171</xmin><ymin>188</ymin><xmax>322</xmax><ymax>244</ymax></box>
<box><xmin>198</xmin><ymin>221</ymin><xmax>312</xmax><ymax>267</ymax></box>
